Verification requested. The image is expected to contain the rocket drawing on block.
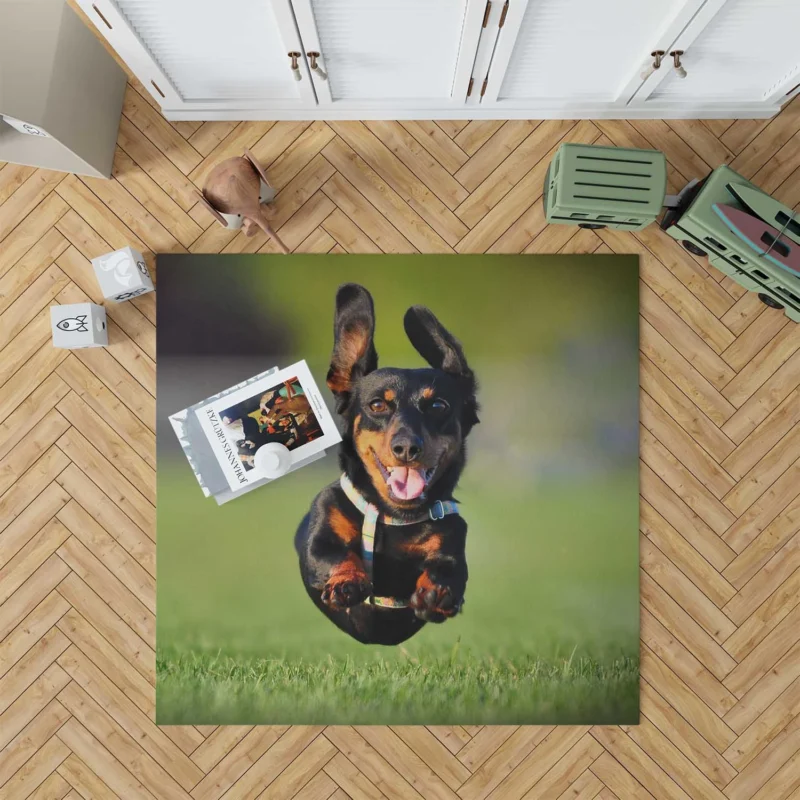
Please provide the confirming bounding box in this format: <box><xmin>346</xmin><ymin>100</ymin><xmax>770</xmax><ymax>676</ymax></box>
<box><xmin>56</xmin><ymin>315</ymin><xmax>89</xmax><ymax>333</ymax></box>
<box><xmin>50</xmin><ymin>303</ymin><xmax>108</xmax><ymax>349</ymax></box>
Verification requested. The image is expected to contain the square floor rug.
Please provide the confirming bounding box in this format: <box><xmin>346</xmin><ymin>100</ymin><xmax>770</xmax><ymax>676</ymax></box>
<box><xmin>156</xmin><ymin>254</ymin><xmax>640</xmax><ymax>724</ymax></box>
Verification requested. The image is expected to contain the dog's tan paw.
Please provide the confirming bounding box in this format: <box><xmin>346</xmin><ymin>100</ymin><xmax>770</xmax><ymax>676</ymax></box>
<box><xmin>410</xmin><ymin>573</ymin><xmax>462</xmax><ymax>623</ymax></box>
<box><xmin>321</xmin><ymin>576</ymin><xmax>372</xmax><ymax>610</ymax></box>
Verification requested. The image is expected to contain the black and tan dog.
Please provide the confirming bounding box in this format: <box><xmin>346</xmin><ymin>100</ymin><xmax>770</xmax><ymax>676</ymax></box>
<box><xmin>294</xmin><ymin>284</ymin><xmax>479</xmax><ymax>645</ymax></box>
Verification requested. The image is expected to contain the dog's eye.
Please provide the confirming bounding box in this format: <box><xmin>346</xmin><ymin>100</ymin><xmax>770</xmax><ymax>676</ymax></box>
<box><xmin>429</xmin><ymin>398</ymin><xmax>449</xmax><ymax>413</ymax></box>
<box><xmin>368</xmin><ymin>399</ymin><xmax>389</xmax><ymax>413</ymax></box>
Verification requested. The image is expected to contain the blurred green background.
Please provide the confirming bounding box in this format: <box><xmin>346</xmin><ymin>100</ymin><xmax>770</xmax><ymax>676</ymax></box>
<box><xmin>156</xmin><ymin>254</ymin><xmax>640</xmax><ymax>724</ymax></box>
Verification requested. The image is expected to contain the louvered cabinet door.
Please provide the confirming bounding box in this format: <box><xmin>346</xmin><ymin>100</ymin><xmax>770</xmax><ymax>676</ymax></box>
<box><xmin>632</xmin><ymin>0</ymin><xmax>800</xmax><ymax>109</ymax></box>
<box><xmin>479</xmin><ymin>0</ymin><xmax>706</xmax><ymax>110</ymax></box>
<box><xmin>289</xmin><ymin>0</ymin><xmax>487</xmax><ymax>108</ymax></box>
<box><xmin>75</xmin><ymin>0</ymin><xmax>316</xmax><ymax>114</ymax></box>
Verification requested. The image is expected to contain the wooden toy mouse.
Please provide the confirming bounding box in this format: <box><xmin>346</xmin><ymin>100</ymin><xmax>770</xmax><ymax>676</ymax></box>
<box><xmin>197</xmin><ymin>149</ymin><xmax>290</xmax><ymax>254</ymax></box>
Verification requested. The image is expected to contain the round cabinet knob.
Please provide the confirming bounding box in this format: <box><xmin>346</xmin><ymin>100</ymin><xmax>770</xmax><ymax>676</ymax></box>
<box><xmin>288</xmin><ymin>51</ymin><xmax>302</xmax><ymax>81</ymax></box>
<box><xmin>670</xmin><ymin>50</ymin><xmax>687</xmax><ymax>79</ymax></box>
<box><xmin>307</xmin><ymin>52</ymin><xmax>328</xmax><ymax>81</ymax></box>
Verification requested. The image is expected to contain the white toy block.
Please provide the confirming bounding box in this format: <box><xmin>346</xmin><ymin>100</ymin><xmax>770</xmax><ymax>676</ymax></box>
<box><xmin>91</xmin><ymin>246</ymin><xmax>154</xmax><ymax>303</ymax></box>
<box><xmin>51</xmin><ymin>303</ymin><xmax>107</xmax><ymax>349</ymax></box>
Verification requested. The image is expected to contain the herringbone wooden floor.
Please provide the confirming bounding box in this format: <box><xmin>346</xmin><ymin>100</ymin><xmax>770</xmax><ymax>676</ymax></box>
<box><xmin>2</xmin><ymin>73</ymin><xmax>800</xmax><ymax>799</ymax></box>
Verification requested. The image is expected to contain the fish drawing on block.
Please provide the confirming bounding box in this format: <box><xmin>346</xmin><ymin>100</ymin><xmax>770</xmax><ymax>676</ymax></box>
<box><xmin>101</xmin><ymin>250</ymin><xmax>135</xmax><ymax>286</ymax></box>
<box><xmin>57</xmin><ymin>315</ymin><xmax>89</xmax><ymax>332</ymax></box>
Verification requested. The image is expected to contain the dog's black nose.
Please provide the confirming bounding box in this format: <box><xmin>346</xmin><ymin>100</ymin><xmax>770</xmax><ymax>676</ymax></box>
<box><xmin>391</xmin><ymin>434</ymin><xmax>423</xmax><ymax>463</ymax></box>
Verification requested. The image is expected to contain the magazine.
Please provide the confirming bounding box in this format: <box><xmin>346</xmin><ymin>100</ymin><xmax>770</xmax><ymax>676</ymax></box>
<box><xmin>193</xmin><ymin>360</ymin><xmax>341</xmax><ymax>493</ymax></box>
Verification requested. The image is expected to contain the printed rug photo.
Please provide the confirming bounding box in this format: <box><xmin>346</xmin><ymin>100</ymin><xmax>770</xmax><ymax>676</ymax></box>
<box><xmin>156</xmin><ymin>254</ymin><xmax>640</xmax><ymax>725</ymax></box>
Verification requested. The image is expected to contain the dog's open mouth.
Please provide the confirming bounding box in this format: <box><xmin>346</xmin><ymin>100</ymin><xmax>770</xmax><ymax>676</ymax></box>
<box><xmin>374</xmin><ymin>454</ymin><xmax>436</xmax><ymax>501</ymax></box>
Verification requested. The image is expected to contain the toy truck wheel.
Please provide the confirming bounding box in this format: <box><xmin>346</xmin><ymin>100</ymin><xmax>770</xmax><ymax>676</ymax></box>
<box><xmin>681</xmin><ymin>240</ymin><xmax>707</xmax><ymax>257</ymax></box>
<box><xmin>758</xmin><ymin>293</ymin><xmax>784</xmax><ymax>310</ymax></box>
<box><xmin>578</xmin><ymin>223</ymin><xmax>606</xmax><ymax>229</ymax></box>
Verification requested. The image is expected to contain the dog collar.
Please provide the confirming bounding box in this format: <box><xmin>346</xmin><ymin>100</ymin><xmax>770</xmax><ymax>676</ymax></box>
<box><xmin>339</xmin><ymin>473</ymin><xmax>459</xmax><ymax>608</ymax></box>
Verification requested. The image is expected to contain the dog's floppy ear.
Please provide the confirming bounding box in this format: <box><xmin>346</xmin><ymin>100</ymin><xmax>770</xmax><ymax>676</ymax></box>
<box><xmin>327</xmin><ymin>284</ymin><xmax>378</xmax><ymax>413</ymax></box>
<box><xmin>404</xmin><ymin>306</ymin><xmax>479</xmax><ymax>429</ymax></box>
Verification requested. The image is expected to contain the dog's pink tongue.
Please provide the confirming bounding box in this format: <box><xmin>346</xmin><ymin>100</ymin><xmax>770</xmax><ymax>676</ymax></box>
<box><xmin>388</xmin><ymin>467</ymin><xmax>426</xmax><ymax>500</ymax></box>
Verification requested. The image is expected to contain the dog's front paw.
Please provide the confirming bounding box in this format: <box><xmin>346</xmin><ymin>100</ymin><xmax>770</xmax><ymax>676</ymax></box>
<box><xmin>321</xmin><ymin>575</ymin><xmax>372</xmax><ymax>610</ymax></box>
<box><xmin>410</xmin><ymin>578</ymin><xmax>462</xmax><ymax>623</ymax></box>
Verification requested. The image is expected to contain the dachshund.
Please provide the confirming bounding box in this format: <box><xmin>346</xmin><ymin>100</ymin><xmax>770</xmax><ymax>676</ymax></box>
<box><xmin>294</xmin><ymin>284</ymin><xmax>478</xmax><ymax>645</ymax></box>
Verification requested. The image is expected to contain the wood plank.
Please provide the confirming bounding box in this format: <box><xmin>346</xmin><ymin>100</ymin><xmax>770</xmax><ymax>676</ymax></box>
<box><xmin>57</xmin><ymin>753</ymin><xmax>122</xmax><ymax>800</ymax></box>
<box><xmin>324</xmin><ymin>130</ymin><xmax>460</xmax><ymax>251</ymax></box>
<box><xmin>641</xmin><ymin>572</ymin><xmax>737</xmax><ymax>683</ymax></box>
<box><xmin>56</xmin><ymin>571</ymin><xmax>154</xmax><ymax>682</ymax></box>
<box><xmin>57</xmin><ymin>646</ymin><xmax>203</xmax><ymax>790</ymax></box>
<box><xmin>321</xmin><ymin>207</ymin><xmax>382</xmax><ymax>254</ymax></box>
<box><xmin>56</xmin><ymin>427</ymin><xmax>154</xmax><ymax>535</ymax></box>
<box><xmin>400</xmin><ymin>121</ymin><xmax>469</xmax><ymax>174</ymax></box>
<box><xmin>0</xmin><ymin>169</ymin><xmax>65</xmax><ymax>243</ymax></box>
<box><xmin>640</xmin><ymin>392</ymin><xmax>735</xmax><ymax>500</ymax></box>
<box><xmin>455</xmin><ymin>120</ymin><xmax>576</xmax><ymax>228</ymax></box>
<box><xmin>190</xmin><ymin>726</ymin><xmax>283</xmax><ymax>800</ymax></box>
<box><xmin>364</xmin><ymin>120</ymin><xmax>469</xmax><ymax>210</ymax></box>
<box><xmin>464</xmin><ymin>121</ymin><xmax>602</xmax><ymax>252</ymax></box>
<box><xmin>122</xmin><ymin>84</ymin><xmax>202</xmax><ymax>174</ymax></box>
<box><xmin>264</xmin><ymin>121</ymin><xmax>337</xmax><ymax>192</ymax></box>
<box><xmin>641</xmin><ymin>501</ymin><xmax>736</xmax><ymax>608</ymax></box>
<box><xmin>641</xmin><ymin>608</ymin><xmax>737</xmax><ymax>717</ymax></box>
<box><xmin>722</xmin><ymin>349</ymin><xmax>800</xmax><ymax>443</ymax></box>
<box><xmin>322</xmin><ymin>168</ymin><xmax>416</xmax><ymax>255</ymax></box>
<box><xmin>111</xmin><ymin>147</ymin><xmax>203</xmax><ymax>248</ymax></box>
<box><xmin>116</xmin><ymin>115</ymin><xmax>200</xmax><ymax>211</ymax></box>
<box><xmin>639</xmin><ymin>681</ymin><xmax>736</xmax><ymax>790</ymax></box>
<box><xmin>57</xmin><ymin>680</ymin><xmax>193</xmax><ymax>800</ymax></box>
<box><xmin>0</xmin><ymin>228</ymin><xmax>68</xmax><ymax>316</ymax></box>
<box><xmin>57</xmin><ymin>500</ymin><xmax>154</xmax><ymax>612</ymax></box>
<box><xmin>0</xmin><ymin>733</ymin><xmax>70</xmax><ymax>800</ymax></box>
<box><xmin>56</xmin><ymin>355</ymin><xmax>155</xmax><ymax>469</ymax></box>
<box><xmin>639</xmin><ymin>356</ymin><xmax>735</xmax><ymax>463</ymax></box>
<box><xmin>0</xmin><ymin>556</ymin><xmax>70</xmax><ymax>643</ymax></box>
<box><xmin>56</xmin><ymin>391</ymin><xmax>155</xmax><ymax>504</ymax></box>
<box><xmin>56</xmin><ymin>717</ymin><xmax>158</xmax><ymax>800</ymax></box>
<box><xmin>640</xmin><ymin>646</ymin><xmax>736</xmax><ymax>752</ymax></box>
<box><xmin>454</xmin><ymin>121</ymin><xmax>539</xmax><ymax>192</ymax></box>
<box><xmin>640</xmin><ymin>427</ymin><xmax>737</xmax><ymax>537</ymax></box>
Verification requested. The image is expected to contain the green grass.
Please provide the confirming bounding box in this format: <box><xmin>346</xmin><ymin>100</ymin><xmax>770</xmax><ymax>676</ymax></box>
<box><xmin>157</xmin><ymin>646</ymin><xmax>638</xmax><ymax>725</ymax></box>
<box><xmin>156</xmin><ymin>461</ymin><xmax>639</xmax><ymax>724</ymax></box>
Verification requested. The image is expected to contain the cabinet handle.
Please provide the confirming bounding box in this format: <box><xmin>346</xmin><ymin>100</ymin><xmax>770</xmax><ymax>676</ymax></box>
<box><xmin>92</xmin><ymin>4</ymin><xmax>113</xmax><ymax>29</ymax></box>
<box><xmin>288</xmin><ymin>52</ymin><xmax>302</xmax><ymax>81</ymax></box>
<box><xmin>640</xmin><ymin>50</ymin><xmax>665</xmax><ymax>81</ymax></box>
<box><xmin>307</xmin><ymin>52</ymin><xmax>328</xmax><ymax>81</ymax></box>
<box><xmin>670</xmin><ymin>50</ymin><xmax>687</xmax><ymax>79</ymax></box>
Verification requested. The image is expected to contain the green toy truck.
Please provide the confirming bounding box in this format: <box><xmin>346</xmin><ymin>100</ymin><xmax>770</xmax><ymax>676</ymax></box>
<box><xmin>660</xmin><ymin>165</ymin><xmax>800</xmax><ymax>323</ymax></box>
<box><xmin>544</xmin><ymin>142</ymin><xmax>800</xmax><ymax>322</ymax></box>
<box><xmin>543</xmin><ymin>143</ymin><xmax>666</xmax><ymax>231</ymax></box>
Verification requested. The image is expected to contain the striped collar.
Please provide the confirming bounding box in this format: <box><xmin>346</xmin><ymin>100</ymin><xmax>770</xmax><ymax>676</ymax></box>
<box><xmin>339</xmin><ymin>473</ymin><xmax>459</xmax><ymax>609</ymax></box>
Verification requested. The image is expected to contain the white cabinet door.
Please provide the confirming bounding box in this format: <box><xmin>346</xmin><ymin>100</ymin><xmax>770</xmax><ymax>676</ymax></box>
<box><xmin>75</xmin><ymin>0</ymin><xmax>316</xmax><ymax>113</ymax></box>
<box><xmin>632</xmin><ymin>0</ymin><xmax>800</xmax><ymax>109</ymax></box>
<box><xmin>480</xmin><ymin>0</ymin><xmax>706</xmax><ymax>111</ymax></box>
<box><xmin>289</xmin><ymin>0</ymin><xmax>487</xmax><ymax>109</ymax></box>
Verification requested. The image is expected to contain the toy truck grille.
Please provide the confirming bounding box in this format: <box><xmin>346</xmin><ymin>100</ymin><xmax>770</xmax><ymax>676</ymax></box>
<box><xmin>544</xmin><ymin>143</ymin><xmax>667</xmax><ymax>231</ymax></box>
